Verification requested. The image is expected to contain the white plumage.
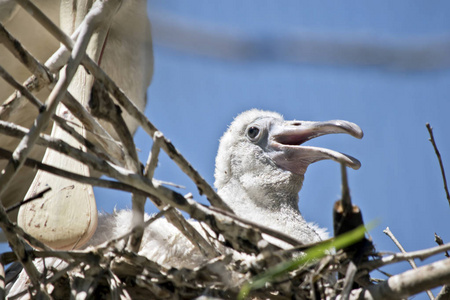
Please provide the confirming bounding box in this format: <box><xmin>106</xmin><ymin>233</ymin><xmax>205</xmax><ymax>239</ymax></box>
<box><xmin>6</xmin><ymin>110</ymin><xmax>363</xmax><ymax>297</ymax></box>
<box><xmin>0</xmin><ymin>0</ymin><xmax>153</xmax><ymax>220</ymax></box>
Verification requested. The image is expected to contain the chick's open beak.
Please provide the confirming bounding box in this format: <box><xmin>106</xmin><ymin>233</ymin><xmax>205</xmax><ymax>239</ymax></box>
<box><xmin>268</xmin><ymin>120</ymin><xmax>363</xmax><ymax>175</ymax></box>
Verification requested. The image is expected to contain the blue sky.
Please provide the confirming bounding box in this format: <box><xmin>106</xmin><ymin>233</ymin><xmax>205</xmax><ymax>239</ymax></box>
<box><xmin>2</xmin><ymin>1</ymin><xmax>450</xmax><ymax>298</ymax></box>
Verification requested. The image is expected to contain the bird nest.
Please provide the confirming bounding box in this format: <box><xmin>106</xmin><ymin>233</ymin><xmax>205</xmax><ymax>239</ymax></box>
<box><xmin>1</xmin><ymin>1</ymin><xmax>450</xmax><ymax>300</ymax></box>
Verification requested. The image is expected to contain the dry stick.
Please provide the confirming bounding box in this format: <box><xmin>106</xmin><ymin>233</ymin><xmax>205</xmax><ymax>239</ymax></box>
<box><xmin>144</xmin><ymin>131</ymin><xmax>163</xmax><ymax>179</ymax></box>
<box><xmin>0</xmin><ymin>148</ymin><xmax>275</xmax><ymax>254</ymax></box>
<box><xmin>99</xmin><ymin>206</ymin><xmax>174</xmax><ymax>251</ymax></box>
<box><xmin>143</xmin><ymin>131</ymin><xmax>219</xmax><ymax>259</ymax></box>
<box><xmin>15</xmin><ymin>0</ymin><xmax>223</xmax><ymax>257</ymax></box>
<box><xmin>0</xmin><ymin>120</ymin><xmax>114</xmax><ymax>171</ymax></box>
<box><xmin>0</xmin><ymin>65</ymin><xmax>45</xmax><ymax>109</ymax></box>
<box><xmin>7</xmin><ymin>260</ymin><xmax>82</xmax><ymax>300</ymax></box>
<box><xmin>1</xmin><ymin>250</ymin><xmax>100</xmax><ymax>266</ymax></box>
<box><xmin>90</xmin><ymin>84</ymin><xmax>218</xmax><ymax>257</ymax></box>
<box><xmin>362</xmin><ymin>242</ymin><xmax>450</xmax><ymax>273</ymax></box>
<box><xmin>436</xmin><ymin>286</ymin><xmax>450</xmax><ymax>300</ymax></box>
<box><xmin>60</xmin><ymin>93</ymin><xmax>125</xmax><ymax>165</ymax></box>
<box><xmin>434</xmin><ymin>233</ymin><xmax>450</xmax><ymax>258</ymax></box>
<box><xmin>0</xmin><ymin>21</ymin><xmax>53</xmax><ymax>120</ymax></box>
<box><xmin>341</xmin><ymin>163</ymin><xmax>352</xmax><ymax>210</ymax></box>
<box><xmin>6</xmin><ymin>187</ymin><xmax>52</xmax><ymax>214</ymax></box>
<box><xmin>0</xmin><ymin>22</ymin><xmax>124</xmax><ymax>165</ymax></box>
<box><xmin>90</xmin><ymin>82</ymin><xmax>146</xmax><ymax>252</ymax></box>
<box><xmin>343</xmin><ymin>257</ymin><xmax>450</xmax><ymax>300</ymax></box>
<box><xmin>0</xmin><ymin>2</ymin><xmax>118</xmax><ymax>291</ymax></box>
<box><xmin>383</xmin><ymin>227</ymin><xmax>418</xmax><ymax>270</ymax></box>
<box><xmin>0</xmin><ymin>214</ymin><xmax>48</xmax><ymax>297</ymax></box>
<box><xmin>383</xmin><ymin>227</ymin><xmax>435</xmax><ymax>300</ymax></box>
<box><xmin>0</xmin><ymin>76</ymin><xmax>41</xmax><ymax>121</ymax></box>
<box><xmin>51</xmin><ymin>115</ymin><xmax>117</xmax><ymax>164</ymax></box>
<box><xmin>17</xmin><ymin>0</ymin><xmax>232</xmax><ymax>213</ymax></box>
<box><xmin>0</xmin><ymin>23</ymin><xmax>52</xmax><ymax>86</ymax></box>
<box><xmin>433</xmin><ymin>234</ymin><xmax>450</xmax><ymax>300</ymax></box>
<box><xmin>0</xmin><ymin>1</ymin><xmax>98</xmax><ymax>196</ymax></box>
<box><xmin>426</xmin><ymin>123</ymin><xmax>450</xmax><ymax>207</ymax></box>
<box><xmin>0</xmin><ymin>119</ymin><xmax>288</xmax><ymax>253</ymax></box>
<box><xmin>0</xmin><ymin>148</ymin><xmax>140</xmax><ymax>196</ymax></box>
<box><xmin>0</xmin><ymin>69</ymin><xmax>124</xmax><ymax>166</ymax></box>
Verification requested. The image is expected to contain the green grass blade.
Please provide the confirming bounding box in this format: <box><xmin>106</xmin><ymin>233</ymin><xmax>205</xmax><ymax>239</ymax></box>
<box><xmin>238</xmin><ymin>221</ymin><xmax>377</xmax><ymax>299</ymax></box>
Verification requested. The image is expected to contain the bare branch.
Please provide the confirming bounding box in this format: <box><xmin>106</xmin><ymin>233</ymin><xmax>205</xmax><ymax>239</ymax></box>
<box><xmin>144</xmin><ymin>131</ymin><xmax>163</xmax><ymax>180</ymax></box>
<box><xmin>345</xmin><ymin>257</ymin><xmax>450</xmax><ymax>300</ymax></box>
<box><xmin>383</xmin><ymin>227</ymin><xmax>417</xmax><ymax>270</ymax></box>
<box><xmin>426</xmin><ymin>123</ymin><xmax>450</xmax><ymax>207</ymax></box>
<box><xmin>383</xmin><ymin>227</ymin><xmax>434</xmax><ymax>299</ymax></box>
<box><xmin>361</xmin><ymin>242</ymin><xmax>450</xmax><ymax>271</ymax></box>
<box><xmin>0</xmin><ymin>22</ymin><xmax>53</xmax><ymax>85</ymax></box>
<box><xmin>434</xmin><ymin>233</ymin><xmax>450</xmax><ymax>258</ymax></box>
<box><xmin>5</xmin><ymin>187</ymin><xmax>52</xmax><ymax>214</ymax></box>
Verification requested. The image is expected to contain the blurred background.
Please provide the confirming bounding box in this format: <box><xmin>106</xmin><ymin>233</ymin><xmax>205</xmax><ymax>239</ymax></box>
<box><xmin>3</xmin><ymin>1</ymin><xmax>450</xmax><ymax>298</ymax></box>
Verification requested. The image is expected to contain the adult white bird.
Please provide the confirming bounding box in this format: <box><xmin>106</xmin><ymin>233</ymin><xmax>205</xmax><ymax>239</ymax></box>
<box><xmin>6</xmin><ymin>109</ymin><xmax>363</xmax><ymax>297</ymax></box>
<box><xmin>0</xmin><ymin>0</ymin><xmax>153</xmax><ymax>249</ymax></box>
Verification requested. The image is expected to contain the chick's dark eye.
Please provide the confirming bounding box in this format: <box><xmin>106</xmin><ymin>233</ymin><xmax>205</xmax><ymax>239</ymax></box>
<box><xmin>247</xmin><ymin>126</ymin><xmax>260</xmax><ymax>139</ymax></box>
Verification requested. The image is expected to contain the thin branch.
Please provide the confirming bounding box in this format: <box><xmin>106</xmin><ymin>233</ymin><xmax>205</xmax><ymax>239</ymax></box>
<box><xmin>5</xmin><ymin>187</ymin><xmax>52</xmax><ymax>214</ymax></box>
<box><xmin>434</xmin><ymin>233</ymin><xmax>450</xmax><ymax>300</ymax></box>
<box><xmin>436</xmin><ymin>285</ymin><xmax>450</xmax><ymax>300</ymax></box>
<box><xmin>0</xmin><ymin>147</ymin><xmax>278</xmax><ymax>254</ymax></box>
<box><xmin>434</xmin><ymin>233</ymin><xmax>450</xmax><ymax>258</ymax></box>
<box><xmin>144</xmin><ymin>131</ymin><xmax>163</xmax><ymax>180</ymax></box>
<box><xmin>60</xmin><ymin>93</ymin><xmax>125</xmax><ymax>165</ymax></box>
<box><xmin>90</xmin><ymin>80</ymin><xmax>147</xmax><ymax>252</ymax></box>
<box><xmin>383</xmin><ymin>227</ymin><xmax>417</xmax><ymax>269</ymax></box>
<box><xmin>345</xmin><ymin>257</ymin><xmax>450</xmax><ymax>300</ymax></box>
<box><xmin>383</xmin><ymin>227</ymin><xmax>434</xmax><ymax>300</ymax></box>
<box><xmin>98</xmin><ymin>206</ymin><xmax>173</xmax><ymax>251</ymax></box>
<box><xmin>141</xmin><ymin>131</ymin><xmax>219</xmax><ymax>259</ymax></box>
<box><xmin>426</xmin><ymin>123</ymin><xmax>450</xmax><ymax>207</ymax></box>
<box><xmin>0</xmin><ymin>0</ymin><xmax>99</xmax><ymax>198</ymax></box>
<box><xmin>0</xmin><ymin>57</ymin><xmax>124</xmax><ymax>167</ymax></box>
<box><xmin>0</xmin><ymin>65</ymin><xmax>45</xmax><ymax>110</ymax></box>
<box><xmin>17</xmin><ymin>0</ymin><xmax>232</xmax><ymax>213</ymax></box>
<box><xmin>361</xmin><ymin>242</ymin><xmax>450</xmax><ymax>271</ymax></box>
<box><xmin>0</xmin><ymin>22</ymin><xmax>53</xmax><ymax>85</ymax></box>
<box><xmin>0</xmin><ymin>120</ymin><xmax>118</xmax><ymax>176</ymax></box>
<box><xmin>0</xmin><ymin>208</ymin><xmax>45</xmax><ymax>295</ymax></box>
<box><xmin>90</xmin><ymin>87</ymin><xmax>219</xmax><ymax>257</ymax></box>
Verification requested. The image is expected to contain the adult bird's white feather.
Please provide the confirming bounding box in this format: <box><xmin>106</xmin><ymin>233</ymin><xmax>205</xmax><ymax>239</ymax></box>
<box><xmin>0</xmin><ymin>0</ymin><xmax>153</xmax><ymax>249</ymax></box>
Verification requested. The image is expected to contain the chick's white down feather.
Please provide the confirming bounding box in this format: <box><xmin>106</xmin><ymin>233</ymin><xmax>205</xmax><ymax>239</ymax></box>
<box><xmin>84</xmin><ymin>109</ymin><xmax>330</xmax><ymax>261</ymax></box>
<box><xmin>6</xmin><ymin>106</ymin><xmax>365</xmax><ymax>297</ymax></box>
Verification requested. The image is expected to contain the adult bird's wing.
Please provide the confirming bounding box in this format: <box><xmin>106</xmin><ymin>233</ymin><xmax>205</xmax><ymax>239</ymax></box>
<box><xmin>16</xmin><ymin>1</ymin><xmax>111</xmax><ymax>250</ymax></box>
<box><xmin>14</xmin><ymin>0</ymin><xmax>153</xmax><ymax>250</ymax></box>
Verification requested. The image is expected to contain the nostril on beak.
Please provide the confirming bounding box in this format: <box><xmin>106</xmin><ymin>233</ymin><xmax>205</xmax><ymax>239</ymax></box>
<box><xmin>291</xmin><ymin>121</ymin><xmax>302</xmax><ymax>126</ymax></box>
